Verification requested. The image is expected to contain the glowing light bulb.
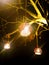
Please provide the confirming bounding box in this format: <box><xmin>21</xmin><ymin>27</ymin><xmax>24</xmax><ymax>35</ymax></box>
<box><xmin>34</xmin><ymin>48</ymin><xmax>42</xmax><ymax>55</ymax></box>
<box><xmin>19</xmin><ymin>23</ymin><xmax>32</xmax><ymax>37</ymax></box>
<box><xmin>4</xmin><ymin>43</ymin><xmax>10</xmax><ymax>49</ymax></box>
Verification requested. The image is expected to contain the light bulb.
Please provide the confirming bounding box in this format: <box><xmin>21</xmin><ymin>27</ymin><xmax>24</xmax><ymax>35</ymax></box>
<box><xmin>34</xmin><ymin>48</ymin><xmax>42</xmax><ymax>55</ymax></box>
<box><xmin>4</xmin><ymin>43</ymin><xmax>10</xmax><ymax>49</ymax></box>
<box><xmin>19</xmin><ymin>23</ymin><xmax>32</xmax><ymax>37</ymax></box>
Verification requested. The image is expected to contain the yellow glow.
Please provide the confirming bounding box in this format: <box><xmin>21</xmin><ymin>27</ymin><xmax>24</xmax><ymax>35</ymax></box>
<box><xmin>30</xmin><ymin>0</ymin><xmax>42</xmax><ymax>17</ymax></box>
<box><xmin>4</xmin><ymin>43</ymin><xmax>10</xmax><ymax>49</ymax></box>
<box><xmin>30</xmin><ymin>18</ymin><xmax>47</xmax><ymax>26</ymax></box>
<box><xmin>19</xmin><ymin>23</ymin><xmax>32</xmax><ymax>37</ymax></box>
<box><xmin>29</xmin><ymin>0</ymin><xmax>47</xmax><ymax>25</ymax></box>
<box><xmin>36</xmin><ymin>18</ymin><xmax>48</xmax><ymax>25</ymax></box>
<box><xmin>20</xmin><ymin>25</ymin><xmax>31</xmax><ymax>37</ymax></box>
<box><xmin>34</xmin><ymin>48</ymin><xmax>42</xmax><ymax>55</ymax></box>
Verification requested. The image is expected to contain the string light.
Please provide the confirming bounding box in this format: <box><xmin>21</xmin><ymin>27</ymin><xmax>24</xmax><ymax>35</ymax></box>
<box><xmin>4</xmin><ymin>43</ymin><xmax>10</xmax><ymax>49</ymax></box>
<box><xmin>34</xmin><ymin>48</ymin><xmax>42</xmax><ymax>55</ymax></box>
<box><xmin>19</xmin><ymin>23</ymin><xmax>32</xmax><ymax>37</ymax></box>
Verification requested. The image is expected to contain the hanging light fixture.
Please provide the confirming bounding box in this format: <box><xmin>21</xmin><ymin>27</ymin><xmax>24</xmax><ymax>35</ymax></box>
<box><xmin>4</xmin><ymin>43</ymin><xmax>10</xmax><ymax>49</ymax></box>
<box><xmin>19</xmin><ymin>23</ymin><xmax>32</xmax><ymax>37</ymax></box>
<box><xmin>34</xmin><ymin>47</ymin><xmax>42</xmax><ymax>55</ymax></box>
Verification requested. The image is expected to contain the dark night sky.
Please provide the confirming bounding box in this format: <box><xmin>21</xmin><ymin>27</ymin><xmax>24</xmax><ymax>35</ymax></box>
<box><xmin>0</xmin><ymin>0</ymin><xmax>49</xmax><ymax>64</ymax></box>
